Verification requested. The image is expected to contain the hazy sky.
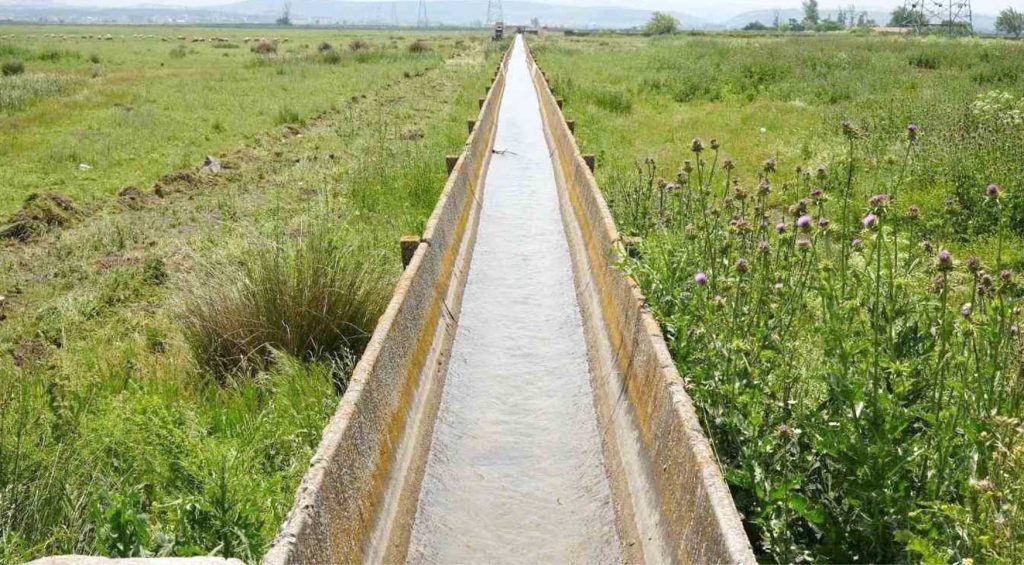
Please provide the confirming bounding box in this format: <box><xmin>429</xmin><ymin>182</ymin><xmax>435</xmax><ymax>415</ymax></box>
<box><xmin>54</xmin><ymin>0</ymin><xmax>1024</xmax><ymax>17</ymax></box>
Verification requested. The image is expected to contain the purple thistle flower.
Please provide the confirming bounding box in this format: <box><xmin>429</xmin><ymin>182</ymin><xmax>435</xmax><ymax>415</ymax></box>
<box><xmin>907</xmin><ymin>205</ymin><xmax>921</xmax><ymax>219</ymax></box>
<box><xmin>758</xmin><ymin>240</ymin><xmax>770</xmax><ymax>254</ymax></box>
<box><xmin>937</xmin><ymin>249</ymin><xmax>953</xmax><ymax>271</ymax></box>
<box><xmin>694</xmin><ymin>272</ymin><xmax>708</xmax><ymax>286</ymax></box>
<box><xmin>868</xmin><ymin>193</ymin><xmax>890</xmax><ymax>208</ymax></box>
<box><xmin>776</xmin><ymin>222</ymin><xmax>787</xmax><ymax>234</ymax></box>
<box><xmin>735</xmin><ymin>258</ymin><xmax>750</xmax><ymax>274</ymax></box>
<box><xmin>987</xmin><ymin>183</ymin><xmax>1000</xmax><ymax>199</ymax></box>
<box><xmin>862</xmin><ymin>213</ymin><xmax>879</xmax><ymax>229</ymax></box>
<box><xmin>1001</xmin><ymin>270</ymin><xmax>1013</xmax><ymax>282</ymax></box>
<box><xmin>961</xmin><ymin>303</ymin><xmax>973</xmax><ymax>319</ymax></box>
<box><xmin>851</xmin><ymin>238</ymin><xmax>862</xmax><ymax>249</ymax></box>
<box><xmin>691</xmin><ymin>138</ymin><xmax>704</xmax><ymax>154</ymax></box>
<box><xmin>818</xmin><ymin>217</ymin><xmax>830</xmax><ymax>229</ymax></box>
<box><xmin>797</xmin><ymin>215</ymin><xmax>812</xmax><ymax>230</ymax></box>
<box><xmin>907</xmin><ymin>123</ymin><xmax>919</xmax><ymax>141</ymax></box>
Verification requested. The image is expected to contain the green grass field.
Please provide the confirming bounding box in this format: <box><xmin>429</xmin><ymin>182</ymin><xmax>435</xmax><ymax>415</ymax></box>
<box><xmin>0</xmin><ymin>25</ymin><xmax>500</xmax><ymax>561</ymax></box>
<box><xmin>534</xmin><ymin>32</ymin><xmax>1024</xmax><ymax>562</ymax></box>
<box><xmin>5</xmin><ymin>23</ymin><xmax>1024</xmax><ymax>564</ymax></box>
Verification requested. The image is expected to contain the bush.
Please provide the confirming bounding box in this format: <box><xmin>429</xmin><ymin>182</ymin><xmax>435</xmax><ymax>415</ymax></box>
<box><xmin>2</xmin><ymin>58</ymin><xmax>25</xmax><ymax>76</ymax></box>
<box><xmin>88</xmin><ymin>53</ymin><xmax>101</xmax><ymax>64</ymax></box>
<box><xmin>407</xmin><ymin>39</ymin><xmax>430</xmax><ymax>53</ymax></box>
<box><xmin>349</xmin><ymin>39</ymin><xmax>369</xmax><ymax>51</ymax></box>
<box><xmin>317</xmin><ymin>41</ymin><xmax>333</xmax><ymax>53</ymax></box>
<box><xmin>180</xmin><ymin>228</ymin><xmax>391</xmax><ymax>377</ymax></box>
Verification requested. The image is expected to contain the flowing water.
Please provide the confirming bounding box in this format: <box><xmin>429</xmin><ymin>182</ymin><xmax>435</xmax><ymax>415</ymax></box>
<box><xmin>405</xmin><ymin>36</ymin><xmax>624</xmax><ymax>564</ymax></box>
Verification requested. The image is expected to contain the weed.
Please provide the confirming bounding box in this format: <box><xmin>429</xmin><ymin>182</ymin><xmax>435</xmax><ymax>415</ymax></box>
<box><xmin>408</xmin><ymin>39</ymin><xmax>430</xmax><ymax>53</ymax></box>
<box><xmin>274</xmin><ymin>105</ymin><xmax>300</xmax><ymax>125</ymax></box>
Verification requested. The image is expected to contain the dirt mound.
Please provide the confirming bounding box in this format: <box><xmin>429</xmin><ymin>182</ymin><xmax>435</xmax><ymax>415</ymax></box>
<box><xmin>153</xmin><ymin>170</ymin><xmax>198</xmax><ymax>197</ymax></box>
<box><xmin>0</xmin><ymin>192</ymin><xmax>79</xmax><ymax>241</ymax></box>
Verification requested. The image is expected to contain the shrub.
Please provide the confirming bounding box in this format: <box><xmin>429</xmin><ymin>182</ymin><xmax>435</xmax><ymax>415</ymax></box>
<box><xmin>2</xmin><ymin>58</ymin><xmax>25</xmax><ymax>76</ymax></box>
<box><xmin>407</xmin><ymin>39</ymin><xmax>430</xmax><ymax>53</ymax></box>
<box><xmin>88</xmin><ymin>53</ymin><xmax>101</xmax><ymax>64</ymax></box>
<box><xmin>317</xmin><ymin>41</ymin><xmax>333</xmax><ymax>53</ymax></box>
<box><xmin>349</xmin><ymin>39</ymin><xmax>369</xmax><ymax>51</ymax></box>
<box><xmin>169</xmin><ymin>45</ymin><xmax>188</xmax><ymax>59</ymax></box>
<box><xmin>180</xmin><ymin>228</ymin><xmax>391</xmax><ymax>377</ymax></box>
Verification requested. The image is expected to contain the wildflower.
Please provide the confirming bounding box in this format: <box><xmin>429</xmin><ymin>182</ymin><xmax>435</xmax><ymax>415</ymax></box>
<box><xmin>797</xmin><ymin>215</ymin><xmax>812</xmax><ymax>230</ymax></box>
<box><xmin>757</xmin><ymin>240</ymin><xmax>770</xmax><ymax>254</ymax></box>
<box><xmin>816</xmin><ymin>165</ymin><xmax>827</xmax><ymax>179</ymax></box>
<box><xmin>937</xmin><ymin>250</ymin><xmax>953</xmax><ymax>271</ymax></box>
<box><xmin>986</xmin><ymin>183</ymin><xmax>1000</xmax><ymax>199</ymax></box>
<box><xmin>1001</xmin><ymin>269</ymin><xmax>1013</xmax><ymax>282</ymax></box>
<box><xmin>931</xmin><ymin>273</ymin><xmax>947</xmax><ymax>292</ymax></box>
<box><xmin>683</xmin><ymin>160</ymin><xmax>693</xmax><ymax>174</ymax></box>
<box><xmin>966</xmin><ymin>255</ymin><xmax>981</xmax><ymax>274</ymax></box>
<box><xmin>676</xmin><ymin>170</ymin><xmax>689</xmax><ymax>184</ymax></box>
<box><xmin>691</xmin><ymin>138</ymin><xmax>704</xmax><ymax>154</ymax></box>
<box><xmin>694</xmin><ymin>272</ymin><xmax>708</xmax><ymax>286</ymax></box>
<box><xmin>851</xmin><ymin>238</ymin><xmax>862</xmax><ymax>249</ymax></box>
<box><xmin>961</xmin><ymin>303</ymin><xmax>973</xmax><ymax>318</ymax></box>
<box><xmin>709</xmin><ymin>138</ymin><xmax>720</xmax><ymax>150</ymax></box>
<box><xmin>810</xmin><ymin>188</ymin><xmax>824</xmax><ymax>200</ymax></box>
<box><xmin>862</xmin><ymin>213</ymin><xmax>879</xmax><ymax>229</ymax></box>
<box><xmin>818</xmin><ymin>217</ymin><xmax>830</xmax><ymax>230</ymax></box>
<box><xmin>971</xmin><ymin>478</ymin><xmax>996</xmax><ymax>493</ymax></box>
<box><xmin>723</xmin><ymin>158</ymin><xmax>735</xmax><ymax>171</ymax></box>
<box><xmin>907</xmin><ymin>205</ymin><xmax>921</xmax><ymax>219</ymax></box>
<box><xmin>776</xmin><ymin>424</ymin><xmax>792</xmax><ymax>436</ymax></box>
<box><xmin>734</xmin><ymin>187</ymin><xmax>748</xmax><ymax>201</ymax></box>
<box><xmin>980</xmin><ymin>273</ymin><xmax>994</xmax><ymax>290</ymax></box>
<box><xmin>922</xmin><ymin>240</ymin><xmax>934</xmax><ymax>253</ymax></box>
<box><xmin>735</xmin><ymin>258</ymin><xmax>750</xmax><ymax>274</ymax></box>
<box><xmin>763</xmin><ymin>157</ymin><xmax>777</xmax><ymax>173</ymax></box>
<box><xmin>656</xmin><ymin>177</ymin><xmax>668</xmax><ymax>189</ymax></box>
<box><xmin>796</xmin><ymin>238</ymin><xmax>812</xmax><ymax>251</ymax></box>
<box><xmin>907</xmin><ymin>123</ymin><xmax>919</xmax><ymax>141</ymax></box>
<box><xmin>868</xmin><ymin>193</ymin><xmax>890</xmax><ymax>209</ymax></box>
<box><xmin>757</xmin><ymin>179</ymin><xmax>771</xmax><ymax>196</ymax></box>
<box><xmin>773</xmin><ymin>282</ymin><xmax>784</xmax><ymax>291</ymax></box>
<box><xmin>776</xmin><ymin>222</ymin><xmax>787</xmax><ymax>234</ymax></box>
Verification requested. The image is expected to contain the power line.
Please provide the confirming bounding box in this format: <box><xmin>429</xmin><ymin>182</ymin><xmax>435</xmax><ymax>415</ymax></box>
<box><xmin>485</xmin><ymin>0</ymin><xmax>503</xmax><ymax>26</ymax></box>
<box><xmin>899</xmin><ymin>0</ymin><xmax>973</xmax><ymax>35</ymax></box>
<box><xmin>417</xmin><ymin>0</ymin><xmax>428</xmax><ymax>27</ymax></box>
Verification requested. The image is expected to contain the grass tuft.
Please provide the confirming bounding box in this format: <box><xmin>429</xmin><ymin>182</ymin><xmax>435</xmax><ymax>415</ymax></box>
<box><xmin>180</xmin><ymin>226</ymin><xmax>392</xmax><ymax>378</ymax></box>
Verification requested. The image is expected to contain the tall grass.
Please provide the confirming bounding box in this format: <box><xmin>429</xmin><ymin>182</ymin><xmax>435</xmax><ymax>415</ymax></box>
<box><xmin>181</xmin><ymin>226</ymin><xmax>391</xmax><ymax>379</ymax></box>
<box><xmin>0</xmin><ymin>73</ymin><xmax>79</xmax><ymax>112</ymax></box>
<box><xmin>615</xmin><ymin>126</ymin><xmax>1023</xmax><ymax>562</ymax></box>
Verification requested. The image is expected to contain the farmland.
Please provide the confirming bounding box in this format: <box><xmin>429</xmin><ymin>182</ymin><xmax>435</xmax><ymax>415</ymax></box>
<box><xmin>3</xmin><ymin>22</ymin><xmax>1024</xmax><ymax>564</ymax></box>
<box><xmin>0</xmin><ymin>25</ymin><xmax>498</xmax><ymax>561</ymax></box>
<box><xmin>534</xmin><ymin>33</ymin><xmax>1024</xmax><ymax>562</ymax></box>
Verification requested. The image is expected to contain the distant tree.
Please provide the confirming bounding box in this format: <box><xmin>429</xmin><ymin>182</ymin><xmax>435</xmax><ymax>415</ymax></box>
<box><xmin>890</xmin><ymin>6</ymin><xmax>927</xmax><ymax>27</ymax></box>
<box><xmin>817</xmin><ymin>19</ymin><xmax>844</xmax><ymax>31</ymax></box>
<box><xmin>276</xmin><ymin>0</ymin><xmax>292</xmax><ymax>26</ymax></box>
<box><xmin>803</xmin><ymin>0</ymin><xmax>820</xmax><ymax>25</ymax></box>
<box><xmin>743</xmin><ymin>21</ymin><xmax>769</xmax><ymax>31</ymax></box>
<box><xmin>996</xmin><ymin>8</ymin><xmax>1024</xmax><ymax>37</ymax></box>
<box><xmin>787</xmin><ymin>18</ymin><xmax>806</xmax><ymax>32</ymax></box>
<box><xmin>643</xmin><ymin>12</ymin><xmax>679</xmax><ymax>36</ymax></box>
<box><xmin>837</xmin><ymin>8</ymin><xmax>847</xmax><ymax>26</ymax></box>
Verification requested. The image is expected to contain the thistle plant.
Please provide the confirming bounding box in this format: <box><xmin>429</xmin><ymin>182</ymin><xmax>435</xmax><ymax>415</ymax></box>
<box><xmin>622</xmin><ymin>123</ymin><xmax>1023</xmax><ymax>562</ymax></box>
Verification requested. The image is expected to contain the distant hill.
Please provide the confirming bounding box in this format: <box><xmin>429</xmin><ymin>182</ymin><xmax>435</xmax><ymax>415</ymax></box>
<box><xmin>0</xmin><ymin>0</ymin><xmax>998</xmax><ymax>32</ymax></box>
<box><xmin>207</xmin><ymin>0</ymin><xmax>708</xmax><ymax>29</ymax></box>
